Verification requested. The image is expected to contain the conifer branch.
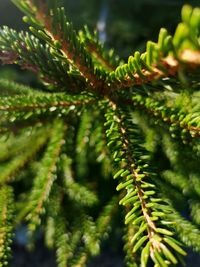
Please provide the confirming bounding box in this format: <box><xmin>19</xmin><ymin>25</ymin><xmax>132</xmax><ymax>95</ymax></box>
<box><xmin>0</xmin><ymin>79</ymin><xmax>41</xmax><ymax>96</ymax></box>
<box><xmin>152</xmin><ymin>176</ymin><xmax>200</xmax><ymax>252</ymax></box>
<box><xmin>76</xmin><ymin>110</ymin><xmax>97</xmax><ymax>178</ymax></box>
<box><xmin>0</xmin><ymin>128</ymin><xmax>35</xmax><ymax>161</ymax></box>
<box><xmin>107</xmin><ymin>5</ymin><xmax>200</xmax><ymax>93</ymax></box>
<box><xmin>189</xmin><ymin>200</ymin><xmax>200</xmax><ymax>226</ymax></box>
<box><xmin>124</xmin><ymin>224</ymin><xmax>140</xmax><ymax>266</ymax></box>
<box><xmin>54</xmin><ymin>213</ymin><xmax>72</xmax><ymax>267</ymax></box>
<box><xmin>108</xmin><ymin>49</ymin><xmax>200</xmax><ymax>92</ymax></box>
<box><xmin>103</xmin><ymin>100</ymin><xmax>184</xmax><ymax>266</ymax></box>
<box><xmin>0</xmin><ymin>186</ymin><xmax>14</xmax><ymax>267</ymax></box>
<box><xmin>0</xmin><ymin>27</ymin><xmax>87</xmax><ymax>92</ymax></box>
<box><xmin>0</xmin><ymin>127</ymin><xmax>49</xmax><ymax>184</ymax></box>
<box><xmin>0</xmin><ymin>119</ymin><xmax>50</xmax><ymax>135</ymax></box>
<box><xmin>12</xmin><ymin>0</ymin><xmax>108</xmax><ymax>92</ymax></box>
<box><xmin>96</xmin><ymin>196</ymin><xmax>118</xmax><ymax>236</ymax></box>
<box><xmin>161</xmin><ymin>134</ymin><xmax>200</xmax><ymax>190</ymax></box>
<box><xmin>76</xmin><ymin>109</ymin><xmax>111</xmax><ymax>179</ymax></box>
<box><xmin>79</xmin><ymin>26</ymin><xmax>121</xmax><ymax>71</ymax></box>
<box><xmin>90</xmin><ymin>118</ymin><xmax>112</xmax><ymax>177</ymax></box>
<box><xmin>169</xmin><ymin>211</ymin><xmax>200</xmax><ymax>252</ymax></box>
<box><xmin>44</xmin><ymin>185</ymin><xmax>82</xmax><ymax>267</ymax></box>
<box><xmin>61</xmin><ymin>155</ymin><xmax>98</xmax><ymax>207</ymax></box>
<box><xmin>131</xmin><ymin>93</ymin><xmax>200</xmax><ymax>143</ymax></box>
<box><xmin>0</xmin><ymin>2</ymin><xmax>199</xmax><ymax>266</ymax></box>
<box><xmin>24</xmin><ymin>119</ymin><xmax>66</xmax><ymax>232</ymax></box>
<box><xmin>0</xmin><ymin>93</ymin><xmax>94</xmax><ymax>124</ymax></box>
<box><xmin>70</xmin><ymin>252</ymin><xmax>87</xmax><ymax>267</ymax></box>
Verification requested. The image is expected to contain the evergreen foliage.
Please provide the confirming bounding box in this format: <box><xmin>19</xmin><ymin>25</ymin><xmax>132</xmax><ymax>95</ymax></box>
<box><xmin>0</xmin><ymin>1</ymin><xmax>199</xmax><ymax>266</ymax></box>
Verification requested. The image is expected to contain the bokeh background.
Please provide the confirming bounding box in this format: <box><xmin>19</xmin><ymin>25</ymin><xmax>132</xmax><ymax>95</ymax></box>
<box><xmin>0</xmin><ymin>0</ymin><xmax>200</xmax><ymax>266</ymax></box>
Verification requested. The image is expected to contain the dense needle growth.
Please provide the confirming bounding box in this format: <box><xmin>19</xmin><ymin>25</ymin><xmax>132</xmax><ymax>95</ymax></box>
<box><xmin>0</xmin><ymin>1</ymin><xmax>200</xmax><ymax>266</ymax></box>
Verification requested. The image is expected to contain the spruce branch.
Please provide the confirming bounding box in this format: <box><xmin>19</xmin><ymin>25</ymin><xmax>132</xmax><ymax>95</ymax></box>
<box><xmin>0</xmin><ymin>78</ymin><xmax>41</xmax><ymax>96</ymax></box>
<box><xmin>12</xmin><ymin>0</ymin><xmax>108</xmax><ymax>92</ymax></box>
<box><xmin>161</xmin><ymin>133</ymin><xmax>200</xmax><ymax>190</ymax></box>
<box><xmin>106</xmin><ymin>5</ymin><xmax>200</xmax><ymax>93</ymax></box>
<box><xmin>102</xmin><ymin>100</ymin><xmax>184</xmax><ymax>266</ymax></box>
<box><xmin>189</xmin><ymin>200</ymin><xmax>200</xmax><ymax>226</ymax></box>
<box><xmin>0</xmin><ymin>128</ymin><xmax>38</xmax><ymax>161</ymax></box>
<box><xmin>131</xmin><ymin>93</ymin><xmax>200</xmax><ymax>150</ymax></box>
<box><xmin>0</xmin><ymin>92</ymin><xmax>94</xmax><ymax>125</ymax></box>
<box><xmin>96</xmin><ymin>196</ymin><xmax>118</xmax><ymax>237</ymax></box>
<box><xmin>152</xmin><ymin>175</ymin><xmax>200</xmax><ymax>253</ymax></box>
<box><xmin>0</xmin><ymin>186</ymin><xmax>14</xmax><ymax>267</ymax></box>
<box><xmin>76</xmin><ymin>110</ymin><xmax>98</xmax><ymax>178</ymax></box>
<box><xmin>0</xmin><ymin>2</ymin><xmax>199</xmax><ymax>266</ymax></box>
<box><xmin>124</xmin><ymin>224</ymin><xmax>139</xmax><ymax>267</ymax></box>
<box><xmin>61</xmin><ymin>155</ymin><xmax>98</xmax><ymax>207</ymax></box>
<box><xmin>79</xmin><ymin>26</ymin><xmax>121</xmax><ymax>72</ymax></box>
<box><xmin>169</xmin><ymin>211</ymin><xmax>200</xmax><ymax>252</ymax></box>
<box><xmin>54</xmin><ymin>212</ymin><xmax>73</xmax><ymax>267</ymax></box>
<box><xmin>23</xmin><ymin>119</ymin><xmax>66</xmax><ymax>232</ymax></box>
<box><xmin>0</xmin><ymin>27</ymin><xmax>87</xmax><ymax>92</ymax></box>
<box><xmin>44</xmin><ymin>185</ymin><xmax>83</xmax><ymax>267</ymax></box>
<box><xmin>0</xmin><ymin>126</ymin><xmax>49</xmax><ymax>185</ymax></box>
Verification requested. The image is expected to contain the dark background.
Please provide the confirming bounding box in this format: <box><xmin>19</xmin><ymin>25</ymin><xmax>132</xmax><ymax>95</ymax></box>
<box><xmin>0</xmin><ymin>0</ymin><xmax>200</xmax><ymax>266</ymax></box>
